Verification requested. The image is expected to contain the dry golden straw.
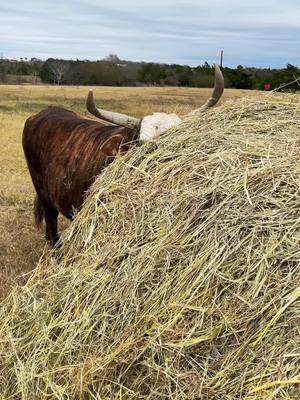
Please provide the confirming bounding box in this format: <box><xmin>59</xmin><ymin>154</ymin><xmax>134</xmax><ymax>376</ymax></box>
<box><xmin>0</xmin><ymin>94</ymin><xmax>300</xmax><ymax>399</ymax></box>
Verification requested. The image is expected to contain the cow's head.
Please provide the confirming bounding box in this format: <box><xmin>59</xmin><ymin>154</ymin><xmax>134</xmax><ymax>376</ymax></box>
<box><xmin>86</xmin><ymin>64</ymin><xmax>224</xmax><ymax>143</ymax></box>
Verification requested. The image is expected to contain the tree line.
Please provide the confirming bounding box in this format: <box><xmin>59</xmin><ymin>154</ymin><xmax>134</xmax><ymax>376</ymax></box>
<box><xmin>0</xmin><ymin>55</ymin><xmax>299</xmax><ymax>90</ymax></box>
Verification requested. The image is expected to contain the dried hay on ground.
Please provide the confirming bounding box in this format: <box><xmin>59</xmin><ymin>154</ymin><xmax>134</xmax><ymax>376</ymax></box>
<box><xmin>0</xmin><ymin>94</ymin><xmax>300</xmax><ymax>399</ymax></box>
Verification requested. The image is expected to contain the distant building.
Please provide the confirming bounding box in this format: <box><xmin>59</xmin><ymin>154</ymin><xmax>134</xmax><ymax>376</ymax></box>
<box><xmin>102</xmin><ymin>54</ymin><xmax>121</xmax><ymax>64</ymax></box>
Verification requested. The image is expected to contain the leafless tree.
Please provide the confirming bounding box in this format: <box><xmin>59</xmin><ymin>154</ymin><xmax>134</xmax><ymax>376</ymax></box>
<box><xmin>49</xmin><ymin>60</ymin><xmax>69</xmax><ymax>85</ymax></box>
<box><xmin>0</xmin><ymin>53</ymin><xmax>7</xmax><ymax>83</ymax></box>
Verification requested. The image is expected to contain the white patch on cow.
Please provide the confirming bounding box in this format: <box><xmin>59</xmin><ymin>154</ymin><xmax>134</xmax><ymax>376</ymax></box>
<box><xmin>140</xmin><ymin>112</ymin><xmax>182</xmax><ymax>141</ymax></box>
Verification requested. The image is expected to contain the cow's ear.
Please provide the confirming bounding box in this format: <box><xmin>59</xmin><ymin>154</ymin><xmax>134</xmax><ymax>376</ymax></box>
<box><xmin>101</xmin><ymin>134</ymin><xmax>124</xmax><ymax>156</ymax></box>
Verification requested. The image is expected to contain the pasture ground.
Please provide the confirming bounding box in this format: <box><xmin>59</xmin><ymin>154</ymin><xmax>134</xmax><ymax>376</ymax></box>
<box><xmin>0</xmin><ymin>85</ymin><xmax>258</xmax><ymax>299</ymax></box>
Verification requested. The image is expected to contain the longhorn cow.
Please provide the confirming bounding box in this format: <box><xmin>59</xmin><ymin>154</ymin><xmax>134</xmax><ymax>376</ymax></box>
<box><xmin>22</xmin><ymin>65</ymin><xmax>224</xmax><ymax>246</ymax></box>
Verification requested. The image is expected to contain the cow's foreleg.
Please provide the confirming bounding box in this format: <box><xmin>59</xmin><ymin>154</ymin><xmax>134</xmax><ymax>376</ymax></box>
<box><xmin>44</xmin><ymin>205</ymin><xmax>59</xmax><ymax>247</ymax></box>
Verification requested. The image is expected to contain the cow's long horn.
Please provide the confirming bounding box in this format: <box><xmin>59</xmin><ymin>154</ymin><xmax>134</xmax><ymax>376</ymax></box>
<box><xmin>86</xmin><ymin>90</ymin><xmax>140</xmax><ymax>129</ymax></box>
<box><xmin>185</xmin><ymin>64</ymin><xmax>224</xmax><ymax>118</ymax></box>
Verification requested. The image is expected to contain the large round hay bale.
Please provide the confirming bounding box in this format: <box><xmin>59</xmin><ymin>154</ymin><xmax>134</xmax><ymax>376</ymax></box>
<box><xmin>0</xmin><ymin>96</ymin><xmax>300</xmax><ymax>399</ymax></box>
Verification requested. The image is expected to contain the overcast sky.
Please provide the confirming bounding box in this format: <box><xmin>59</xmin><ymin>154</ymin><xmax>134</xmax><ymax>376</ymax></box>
<box><xmin>1</xmin><ymin>0</ymin><xmax>300</xmax><ymax>67</ymax></box>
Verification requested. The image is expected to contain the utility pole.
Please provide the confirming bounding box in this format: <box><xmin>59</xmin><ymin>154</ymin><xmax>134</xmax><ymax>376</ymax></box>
<box><xmin>220</xmin><ymin>50</ymin><xmax>224</xmax><ymax>67</ymax></box>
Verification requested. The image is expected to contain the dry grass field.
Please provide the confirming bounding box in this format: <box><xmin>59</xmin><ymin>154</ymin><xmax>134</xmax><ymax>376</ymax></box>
<box><xmin>0</xmin><ymin>84</ymin><xmax>258</xmax><ymax>300</ymax></box>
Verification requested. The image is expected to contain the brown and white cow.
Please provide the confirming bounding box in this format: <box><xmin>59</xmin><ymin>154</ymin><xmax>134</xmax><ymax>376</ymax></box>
<box><xmin>22</xmin><ymin>64</ymin><xmax>224</xmax><ymax>246</ymax></box>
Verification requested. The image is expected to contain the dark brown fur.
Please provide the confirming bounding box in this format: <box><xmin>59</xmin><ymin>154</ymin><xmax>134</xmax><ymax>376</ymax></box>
<box><xmin>34</xmin><ymin>194</ymin><xmax>44</xmax><ymax>229</ymax></box>
<box><xmin>23</xmin><ymin>107</ymin><xmax>138</xmax><ymax>246</ymax></box>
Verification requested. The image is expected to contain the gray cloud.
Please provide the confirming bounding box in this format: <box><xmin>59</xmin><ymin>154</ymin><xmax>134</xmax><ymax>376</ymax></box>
<box><xmin>1</xmin><ymin>0</ymin><xmax>300</xmax><ymax>67</ymax></box>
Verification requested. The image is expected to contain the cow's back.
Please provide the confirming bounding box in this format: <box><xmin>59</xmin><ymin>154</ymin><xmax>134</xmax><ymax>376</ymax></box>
<box><xmin>23</xmin><ymin>107</ymin><xmax>130</xmax><ymax>218</ymax></box>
